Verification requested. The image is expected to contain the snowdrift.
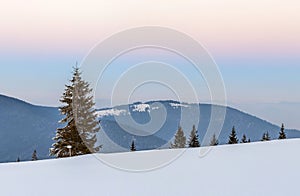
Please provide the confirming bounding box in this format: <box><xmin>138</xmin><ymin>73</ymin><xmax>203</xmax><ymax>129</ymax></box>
<box><xmin>0</xmin><ymin>139</ymin><xmax>299</xmax><ymax>196</ymax></box>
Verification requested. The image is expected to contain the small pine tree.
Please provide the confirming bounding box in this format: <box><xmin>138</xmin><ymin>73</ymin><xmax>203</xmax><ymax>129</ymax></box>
<box><xmin>265</xmin><ymin>132</ymin><xmax>271</xmax><ymax>141</ymax></box>
<box><xmin>209</xmin><ymin>134</ymin><xmax>219</xmax><ymax>146</ymax></box>
<box><xmin>188</xmin><ymin>125</ymin><xmax>200</xmax><ymax>147</ymax></box>
<box><xmin>171</xmin><ymin>126</ymin><xmax>186</xmax><ymax>148</ymax></box>
<box><xmin>241</xmin><ymin>134</ymin><xmax>249</xmax><ymax>143</ymax></box>
<box><xmin>228</xmin><ymin>126</ymin><xmax>239</xmax><ymax>144</ymax></box>
<box><xmin>16</xmin><ymin>157</ymin><xmax>20</xmax><ymax>162</ymax></box>
<box><xmin>261</xmin><ymin>132</ymin><xmax>271</xmax><ymax>141</ymax></box>
<box><xmin>130</xmin><ymin>140</ymin><xmax>136</xmax><ymax>152</ymax></box>
<box><xmin>261</xmin><ymin>133</ymin><xmax>265</xmax><ymax>141</ymax></box>
<box><xmin>32</xmin><ymin>150</ymin><xmax>38</xmax><ymax>161</ymax></box>
<box><xmin>278</xmin><ymin>123</ymin><xmax>286</xmax><ymax>139</ymax></box>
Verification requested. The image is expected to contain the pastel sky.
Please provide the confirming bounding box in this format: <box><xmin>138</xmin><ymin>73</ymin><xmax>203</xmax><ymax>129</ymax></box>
<box><xmin>0</xmin><ymin>0</ymin><xmax>299</xmax><ymax>128</ymax></box>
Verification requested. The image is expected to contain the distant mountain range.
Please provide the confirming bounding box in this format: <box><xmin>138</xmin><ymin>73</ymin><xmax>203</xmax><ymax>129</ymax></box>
<box><xmin>97</xmin><ymin>100</ymin><xmax>300</xmax><ymax>152</ymax></box>
<box><xmin>0</xmin><ymin>94</ymin><xmax>300</xmax><ymax>163</ymax></box>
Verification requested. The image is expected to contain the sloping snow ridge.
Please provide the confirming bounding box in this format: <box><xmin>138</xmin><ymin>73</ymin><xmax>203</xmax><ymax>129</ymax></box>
<box><xmin>1</xmin><ymin>139</ymin><xmax>299</xmax><ymax>196</ymax></box>
<box><xmin>97</xmin><ymin>109</ymin><xmax>127</xmax><ymax>117</ymax></box>
<box><xmin>169</xmin><ymin>102</ymin><xmax>189</xmax><ymax>108</ymax></box>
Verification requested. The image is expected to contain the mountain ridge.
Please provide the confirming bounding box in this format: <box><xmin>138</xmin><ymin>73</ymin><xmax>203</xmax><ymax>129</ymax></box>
<box><xmin>1</xmin><ymin>94</ymin><xmax>300</xmax><ymax>162</ymax></box>
<box><xmin>97</xmin><ymin>100</ymin><xmax>300</xmax><ymax>153</ymax></box>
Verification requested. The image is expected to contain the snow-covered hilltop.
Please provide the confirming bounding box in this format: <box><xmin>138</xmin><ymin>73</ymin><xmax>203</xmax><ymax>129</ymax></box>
<box><xmin>97</xmin><ymin>100</ymin><xmax>300</xmax><ymax>153</ymax></box>
<box><xmin>1</xmin><ymin>139</ymin><xmax>299</xmax><ymax>196</ymax></box>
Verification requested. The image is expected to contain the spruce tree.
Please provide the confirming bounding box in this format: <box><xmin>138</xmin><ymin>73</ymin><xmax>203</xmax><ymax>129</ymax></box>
<box><xmin>72</xmin><ymin>67</ymin><xmax>101</xmax><ymax>153</ymax></box>
<box><xmin>32</xmin><ymin>150</ymin><xmax>38</xmax><ymax>161</ymax></box>
<box><xmin>16</xmin><ymin>157</ymin><xmax>20</xmax><ymax>162</ymax></box>
<box><xmin>228</xmin><ymin>126</ymin><xmax>238</xmax><ymax>144</ymax></box>
<box><xmin>50</xmin><ymin>67</ymin><xmax>101</xmax><ymax>158</ymax></box>
<box><xmin>130</xmin><ymin>140</ymin><xmax>136</xmax><ymax>151</ymax></box>
<box><xmin>241</xmin><ymin>134</ymin><xmax>249</xmax><ymax>143</ymax></box>
<box><xmin>278</xmin><ymin>123</ymin><xmax>286</xmax><ymax>139</ymax></box>
<box><xmin>266</xmin><ymin>132</ymin><xmax>270</xmax><ymax>141</ymax></box>
<box><xmin>209</xmin><ymin>134</ymin><xmax>219</xmax><ymax>146</ymax></box>
<box><xmin>171</xmin><ymin>126</ymin><xmax>186</xmax><ymax>148</ymax></box>
<box><xmin>261</xmin><ymin>132</ymin><xmax>271</xmax><ymax>141</ymax></box>
<box><xmin>188</xmin><ymin>125</ymin><xmax>200</xmax><ymax>147</ymax></box>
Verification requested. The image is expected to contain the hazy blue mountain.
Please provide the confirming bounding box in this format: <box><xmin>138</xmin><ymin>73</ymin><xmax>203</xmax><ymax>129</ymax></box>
<box><xmin>0</xmin><ymin>95</ymin><xmax>60</xmax><ymax>162</ymax></box>
<box><xmin>1</xmin><ymin>94</ymin><xmax>300</xmax><ymax>163</ymax></box>
<box><xmin>97</xmin><ymin>100</ymin><xmax>300</xmax><ymax>152</ymax></box>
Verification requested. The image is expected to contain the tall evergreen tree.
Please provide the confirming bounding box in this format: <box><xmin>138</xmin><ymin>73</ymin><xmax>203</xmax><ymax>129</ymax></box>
<box><xmin>50</xmin><ymin>67</ymin><xmax>101</xmax><ymax>158</ymax></box>
<box><xmin>130</xmin><ymin>140</ymin><xmax>136</xmax><ymax>152</ymax></box>
<box><xmin>171</xmin><ymin>126</ymin><xmax>186</xmax><ymax>148</ymax></box>
<box><xmin>32</xmin><ymin>150</ymin><xmax>38</xmax><ymax>161</ymax></box>
<box><xmin>72</xmin><ymin>67</ymin><xmax>101</xmax><ymax>153</ymax></box>
<box><xmin>241</xmin><ymin>134</ymin><xmax>249</xmax><ymax>143</ymax></box>
<box><xmin>209</xmin><ymin>134</ymin><xmax>219</xmax><ymax>146</ymax></box>
<box><xmin>188</xmin><ymin>125</ymin><xmax>200</xmax><ymax>147</ymax></box>
<box><xmin>261</xmin><ymin>132</ymin><xmax>271</xmax><ymax>141</ymax></box>
<box><xmin>278</xmin><ymin>123</ymin><xmax>286</xmax><ymax>139</ymax></box>
<box><xmin>228</xmin><ymin>126</ymin><xmax>239</xmax><ymax>144</ymax></box>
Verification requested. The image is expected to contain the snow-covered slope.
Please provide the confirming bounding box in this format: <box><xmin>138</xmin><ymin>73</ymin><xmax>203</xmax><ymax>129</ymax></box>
<box><xmin>1</xmin><ymin>139</ymin><xmax>299</xmax><ymax>196</ymax></box>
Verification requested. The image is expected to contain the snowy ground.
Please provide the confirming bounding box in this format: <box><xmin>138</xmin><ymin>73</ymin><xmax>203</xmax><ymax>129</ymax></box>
<box><xmin>1</xmin><ymin>139</ymin><xmax>299</xmax><ymax>196</ymax></box>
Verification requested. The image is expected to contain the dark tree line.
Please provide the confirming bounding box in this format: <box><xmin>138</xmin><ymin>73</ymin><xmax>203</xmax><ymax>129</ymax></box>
<box><xmin>15</xmin><ymin>122</ymin><xmax>289</xmax><ymax>160</ymax></box>
<box><xmin>168</xmin><ymin>123</ymin><xmax>287</xmax><ymax>150</ymax></box>
<box><xmin>15</xmin><ymin>149</ymin><xmax>37</xmax><ymax>162</ymax></box>
<box><xmin>169</xmin><ymin>125</ymin><xmax>201</xmax><ymax>149</ymax></box>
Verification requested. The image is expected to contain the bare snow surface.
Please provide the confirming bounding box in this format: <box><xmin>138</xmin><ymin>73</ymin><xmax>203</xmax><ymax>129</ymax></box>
<box><xmin>97</xmin><ymin>102</ymin><xmax>189</xmax><ymax>117</ymax></box>
<box><xmin>97</xmin><ymin>103</ymin><xmax>152</xmax><ymax>117</ymax></box>
<box><xmin>97</xmin><ymin>109</ymin><xmax>127</xmax><ymax>117</ymax></box>
<box><xmin>169</xmin><ymin>103</ymin><xmax>189</xmax><ymax>108</ymax></box>
<box><xmin>1</xmin><ymin>139</ymin><xmax>299</xmax><ymax>196</ymax></box>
